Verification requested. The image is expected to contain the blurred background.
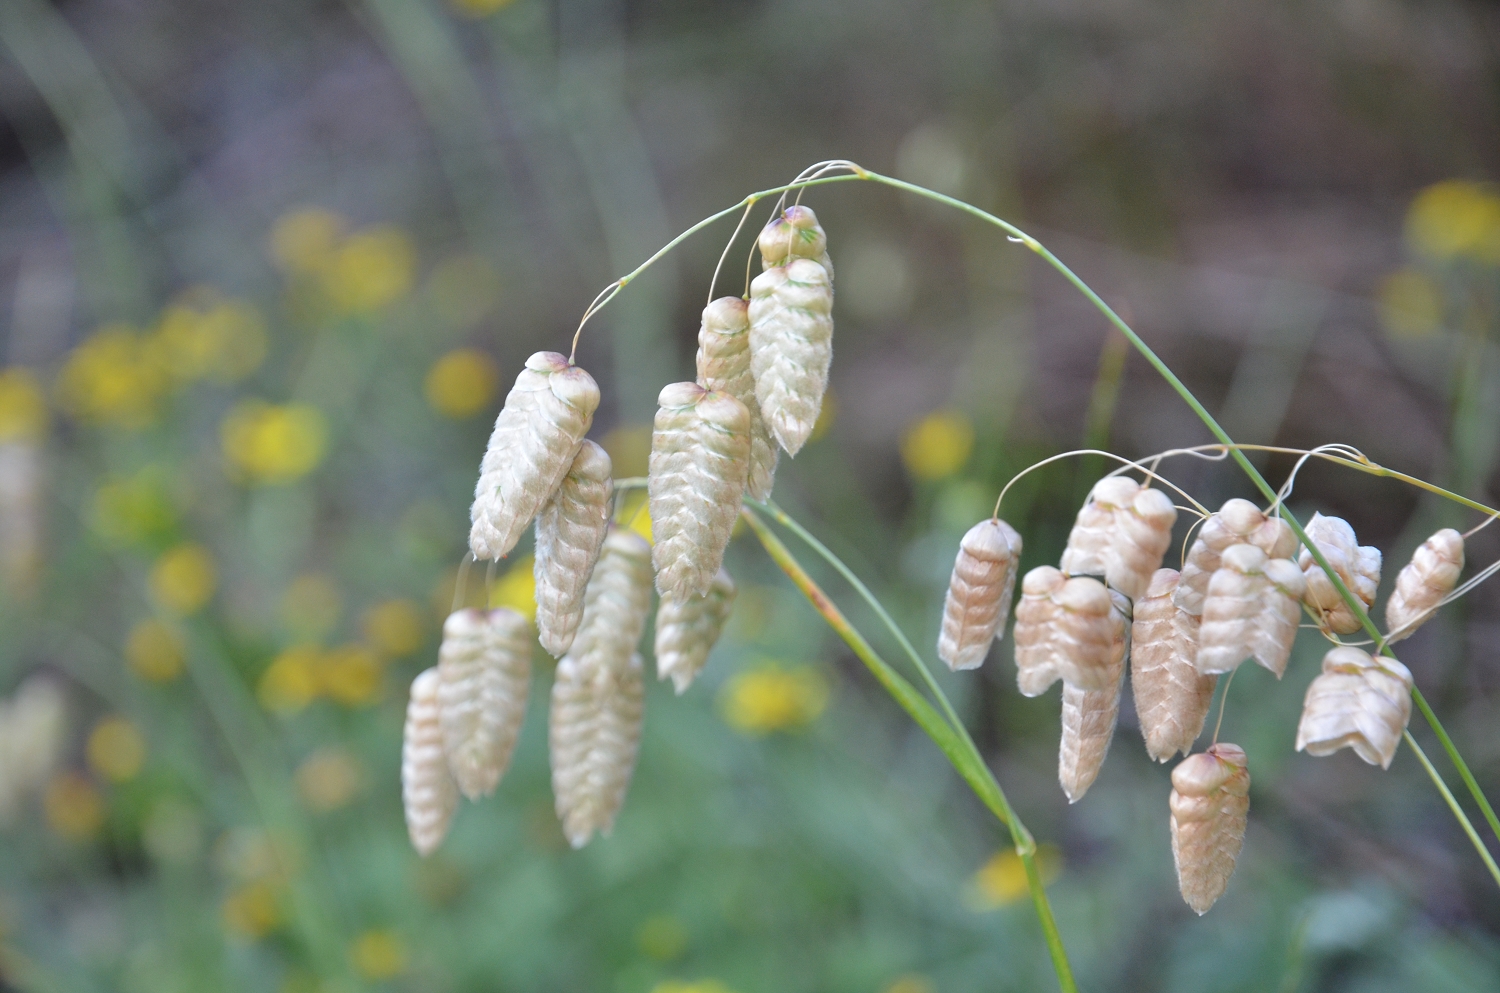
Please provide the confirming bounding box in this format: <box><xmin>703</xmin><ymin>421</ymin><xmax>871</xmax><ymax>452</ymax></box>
<box><xmin>0</xmin><ymin>0</ymin><xmax>1497</xmax><ymax>990</ymax></box>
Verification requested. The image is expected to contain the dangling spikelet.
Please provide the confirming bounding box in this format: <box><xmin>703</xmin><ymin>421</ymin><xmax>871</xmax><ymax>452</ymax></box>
<box><xmin>1060</xmin><ymin>476</ymin><xmax>1179</xmax><ymax>598</ymax></box>
<box><xmin>1058</xmin><ymin>591</ymin><xmax>1128</xmax><ymax>802</ymax></box>
<box><xmin>1176</xmin><ymin>499</ymin><xmax>1297</xmax><ymax>615</ymax></box>
<box><xmin>758</xmin><ymin>204</ymin><xmax>834</xmax><ymax>281</ymax></box>
<box><xmin>655</xmin><ymin>569</ymin><xmax>736</xmax><ymax>694</ymax></box>
<box><xmin>1014</xmin><ymin>566</ymin><xmax>1066</xmax><ymax>697</ymax></box>
<box><xmin>402</xmin><ymin>668</ymin><xmax>457</xmax><ymax>856</ymax></box>
<box><xmin>550</xmin><ymin>651</ymin><xmax>645</xmax><ymax>849</ymax></box>
<box><xmin>1051</xmin><ymin>576</ymin><xmax>1122</xmax><ymax>691</ymax></box>
<box><xmin>748</xmin><ymin>258</ymin><xmax>834</xmax><ymax>456</ymax></box>
<box><xmin>1197</xmin><ymin>544</ymin><xmax>1306</xmax><ymax>677</ymax></box>
<box><xmin>438</xmin><ymin>608</ymin><xmax>534</xmax><ymax>799</ymax></box>
<box><xmin>696</xmin><ymin>297</ymin><xmax>779</xmax><ymax>501</ymax></box>
<box><xmin>1295</xmin><ymin>647</ymin><xmax>1413</xmax><ymax>768</ymax></box>
<box><xmin>470</xmin><ymin>352</ymin><xmax>600</xmax><ymax>561</ymax></box>
<box><xmin>1131</xmin><ymin>569</ymin><xmax>1217</xmax><ymax>762</ymax></box>
<box><xmin>649</xmin><ymin>383</ymin><xmax>751</xmax><ymax>599</ymax></box>
<box><xmin>1385</xmin><ymin>529</ymin><xmax>1464</xmax><ymax>642</ymax></box>
<box><xmin>1169</xmin><ymin>743</ymin><xmax>1250</xmax><ymax>915</ymax></box>
<box><xmin>1297</xmin><ymin>513</ymin><xmax>1381</xmax><ymax>635</ymax></box>
<box><xmin>937</xmin><ymin>518</ymin><xmax>1024</xmax><ymax>671</ymax></box>
<box><xmin>534</xmin><ymin>440</ymin><xmax>614</xmax><ymax>656</ymax></box>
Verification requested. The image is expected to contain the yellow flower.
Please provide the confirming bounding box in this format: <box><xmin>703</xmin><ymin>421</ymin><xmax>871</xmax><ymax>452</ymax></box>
<box><xmin>901</xmin><ymin>410</ymin><xmax>974</xmax><ymax>481</ymax></box>
<box><xmin>449</xmin><ymin>0</ymin><xmax>518</xmax><ymax>17</ymax></box>
<box><xmin>966</xmin><ymin>843</ymin><xmax>1063</xmax><ymax>910</ymax></box>
<box><xmin>614</xmin><ymin>491</ymin><xmax>653</xmax><ymax>544</ymax></box>
<box><xmin>221</xmin><ymin>400</ymin><xmax>328</xmax><ymax>484</ymax></box>
<box><xmin>281</xmin><ymin>574</ymin><xmax>342</xmax><ymax>639</ymax></box>
<box><xmin>151</xmin><ymin>294</ymin><xmax>269</xmax><ymax>384</ymax></box>
<box><xmin>362</xmin><ymin>599</ymin><xmax>425</xmax><ymax>657</ymax></box>
<box><xmin>150</xmin><ymin>543</ymin><xmax>217</xmax><ymax>615</ymax></box>
<box><xmin>637</xmin><ymin>914</ymin><xmax>688</xmax><ymax>962</ymax></box>
<box><xmin>425</xmin><ymin>348</ymin><xmax>499</xmax><ymax>418</ymax></box>
<box><xmin>601</xmin><ymin>424</ymin><xmax>652</xmax><ymax>478</ymax></box>
<box><xmin>56</xmin><ymin>325</ymin><xmax>170</xmax><ymax>428</ymax></box>
<box><xmin>270</xmin><ymin>208</ymin><xmax>346</xmax><ymax>275</ymax></box>
<box><xmin>222</xmin><ymin>879</ymin><xmax>282</xmax><ymax>940</ymax></box>
<box><xmin>350</xmin><ymin>929</ymin><xmax>408</xmax><ymax>980</ymax></box>
<box><xmin>1406</xmin><ymin>180</ymin><xmax>1500</xmax><ymax>263</ymax></box>
<box><xmin>318</xmin><ymin>644</ymin><xmax>383</xmax><ymax>707</ymax></box>
<box><xmin>91</xmin><ymin>470</ymin><xmax>175</xmax><ymax>546</ymax></box>
<box><xmin>126</xmin><ymin>618</ymin><xmax>186</xmax><ymax>682</ymax></box>
<box><xmin>881</xmin><ymin>976</ymin><xmax>934</xmax><ymax>993</ymax></box>
<box><xmin>1377</xmin><ymin>268</ymin><xmax>1443</xmax><ymax>338</ymax></box>
<box><xmin>489</xmin><ymin>556</ymin><xmax>537</xmax><ymax>622</ymax></box>
<box><xmin>649</xmin><ymin>982</ymin><xmax>737</xmax><ymax>993</ymax></box>
<box><xmin>86</xmin><ymin>717</ymin><xmax>147</xmax><ymax>783</ymax></box>
<box><xmin>0</xmin><ymin>367</ymin><xmax>48</xmax><ymax>442</ymax></box>
<box><xmin>720</xmin><ymin>664</ymin><xmax>829</xmax><ymax>735</ymax></box>
<box><xmin>324</xmin><ymin>226</ymin><xmax>416</xmax><ymax>314</ymax></box>
<box><xmin>295</xmin><ymin>747</ymin><xmax>365</xmax><ymax>813</ymax></box>
<box><xmin>258</xmin><ymin>645</ymin><xmax>323</xmax><ymax>714</ymax></box>
<box><xmin>44</xmin><ymin>772</ymin><xmax>104</xmax><ymax>841</ymax></box>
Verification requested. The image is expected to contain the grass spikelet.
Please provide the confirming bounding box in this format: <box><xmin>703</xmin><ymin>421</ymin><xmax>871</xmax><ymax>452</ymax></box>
<box><xmin>1176</xmin><ymin>498</ymin><xmax>1297</xmax><ymax>615</ymax></box>
<box><xmin>654</xmin><ymin>569</ymin><xmax>736</xmax><ymax>694</ymax></box>
<box><xmin>1297</xmin><ymin>513</ymin><xmax>1381</xmax><ymax>635</ymax></box>
<box><xmin>438</xmin><ymin>607</ymin><xmax>534</xmax><ymax>800</ymax></box>
<box><xmin>1057</xmin><ymin>590</ymin><xmax>1128</xmax><ymax>802</ymax></box>
<box><xmin>748</xmin><ymin>258</ymin><xmax>834</xmax><ymax>456</ymax></box>
<box><xmin>1295</xmin><ymin>646</ymin><xmax>1413</xmax><ymax>768</ymax></box>
<box><xmin>696</xmin><ymin>296</ymin><xmax>779</xmax><ymax>500</ymax></box>
<box><xmin>1061</xmin><ymin>476</ymin><xmax>1178</xmax><ymax>598</ymax></box>
<box><xmin>534</xmin><ymin>440</ymin><xmax>614</xmax><ymax>656</ymax></box>
<box><xmin>1131</xmin><ymin>569</ymin><xmax>1216</xmax><ymax>762</ymax></box>
<box><xmin>937</xmin><ymin>518</ymin><xmax>1023</xmax><ymax>671</ymax></box>
<box><xmin>1198</xmin><ymin>544</ymin><xmax>1306</xmax><ymax>677</ymax></box>
<box><xmin>402</xmin><ymin>667</ymin><xmax>457</xmax><ymax>856</ymax></box>
<box><xmin>1014</xmin><ymin>565</ymin><xmax>1066</xmax><ymax>697</ymax></box>
<box><xmin>1385</xmin><ymin>528</ymin><xmax>1464</xmax><ymax>642</ymax></box>
<box><xmin>758</xmin><ymin>204</ymin><xmax>834</xmax><ymax>282</ymax></box>
<box><xmin>1170</xmin><ymin>743</ymin><xmax>1249</xmax><ymax>915</ymax></box>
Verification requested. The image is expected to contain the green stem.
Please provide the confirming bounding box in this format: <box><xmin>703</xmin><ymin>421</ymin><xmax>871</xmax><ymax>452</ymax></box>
<box><xmin>1403</xmin><ymin>731</ymin><xmax>1500</xmax><ymax>888</ymax></box>
<box><xmin>739</xmin><ymin>508</ymin><xmax>1076</xmax><ymax>993</ymax></box>
<box><xmin>1412</xmin><ymin>687</ymin><xmax>1500</xmax><ymax>847</ymax></box>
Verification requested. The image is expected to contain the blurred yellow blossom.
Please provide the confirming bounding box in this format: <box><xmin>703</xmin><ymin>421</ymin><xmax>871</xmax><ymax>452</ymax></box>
<box><xmin>295</xmin><ymin>747</ymin><xmax>365</xmax><ymax>813</ymax></box>
<box><xmin>91</xmin><ymin>470</ymin><xmax>175</xmax><ymax>546</ymax></box>
<box><xmin>258</xmin><ymin>645</ymin><xmax>322</xmax><ymax>714</ymax></box>
<box><xmin>281</xmin><ymin>574</ymin><xmax>342</xmax><ymax>639</ymax></box>
<box><xmin>222</xmin><ymin>401</ymin><xmax>328</xmax><ymax>484</ymax></box>
<box><xmin>721</xmin><ymin>664</ymin><xmax>829</xmax><ymax>734</ymax></box>
<box><xmin>614</xmin><ymin>491</ymin><xmax>653</xmax><ymax>544</ymax></box>
<box><xmin>270</xmin><ymin>208</ymin><xmax>346</xmax><ymax>274</ymax></box>
<box><xmin>1377</xmin><ymin>268</ymin><xmax>1443</xmax><ymax>338</ymax></box>
<box><xmin>882</xmin><ymin>976</ymin><xmax>934</xmax><ymax>993</ymax></box>
<box><xmin>965</xmin><ymin>843</ymin><xmax>1062</xmax><ymax>910</ymax></box>
<box><xmin>489</xmin><ymin>556</ymin><xmax>537</xmax><ymax>622</ymax></box>
<box><xmin>362</xmin><ymin>599</ymin><xmax>424</xmax><ymax>657</ymax></box>
<box><xmin>150</xmin><ymin>543</ymin><xmax>217</xmax><ymax>615</ymax></box>
<box><xmin>602</xmin><ymin>424</ymin><xmax>652</xmax><ymax>478</ymax></box>
<box><xmin>151</xmin><ymin>294</ymin><xmax>268</xmax><ymax>383</ymax></box>
<box><xmin>1406</xmin><ymin>180</ymin><xmax>1500</xmax><ymax>263</ymax></box>
<box><xmin>222</xmin><ymin>879</ymin><xmax>282</xmax><ymax>940</ymax></box>
<box><xmin>126</xmin><ymin>618</ymin><xmax>186</xmax><ymax>682</ymax></box>
<box><xmin>901</xmin><ymin>410</ymin><xmax>974</xmax><ymax>481</ymax></box>
<box><xmin>324</xmin><ymin>226</ymin><xmax>416</xmax><ymax>313</ymax></box>
<box><xmin>44</xmin><ymin>772</ymin><xmax>104</xmax><ymax>841</ymax></box>
<box><xmin>86</xmin><ymin>717</ymin><xmax>146</xmax><ymax>783</ymax></box>
<box><xmin>56</xmin><ymin>325</ymin><xmax>169</xmax><ymax>428</ymax></box>
<box><xmin>649</xmin><ymin>982</ymin><xmax>737</xmax><ymax>993</ymax></box>
<box><xmin>428</xmin><ymin>254</ymin><xmax>500</xmax><ymax>325</ymax></box>
<box><xmin>451</xmin><ymin>0</ymin><xmax>519</xmax><ymax>17</ymax></box>
<box><xmin>318</xmin><ymin>644</ymin><xmax>383</xmax><ymax>707</ymax></box>
<box><xmin>810</xmin><ymin>389</ymin><xmax>836</xmax><ymax>442</ymax></box>
<box><xmin>350</xmin><ymin>929</ymin><xmax>408</xmax><ymax>980</ymax></box>
<box><xmin>425</xmin><ymin>348</ymin><xmax>499</xmax><ymax>418</ymax></box>
<box><xmin>0</xmin><ymin>368</ymin><xmax>48</xmax><ymax>442</ymax></box>
<box><xmin>637</xmin><ymin>915</ymin><xmax>688</xmax><ymax>962</ymax></box>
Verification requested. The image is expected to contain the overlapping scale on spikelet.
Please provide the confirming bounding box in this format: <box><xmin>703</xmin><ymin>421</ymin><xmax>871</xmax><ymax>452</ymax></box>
<box><xmin>937</xmin><ymin>518</ymin><xmax>1023</xmax><ymax>671</ymax></box>
<box><xmin>1014</xmin><ymin>566</ymin><xmax>1066</xmax><ymax>697</ymax></box>
<box><xmin>1385</xmin><ymin>528</ymin><xmax>1464</xmax><ymax>642</ymax></box>
<box><xmin>1176</xmin><ymin>499</ymin><xmax>1297</xmax><ymax>615</ymax></box>
<box><xmin>1060</xmin><ymin>476</ymin><xmax>1178</xmax><ymax>598</ymax></box>
<box><xmin>1197</xmin><ymin>544</ymin><xmax>1306</xmax><ymax>678</ymax></box>
<box><xmin>758</xmin><ymin>205</ymin><xmax>834</xmax><ymax>282</ymax></box>
<box><xmin>1170</xmin><ymin>743</ymin><xmax>1249</xmax><ymax>915</ymax></box>
<box><xmin>402</xmin><ymin>668</ymin><xmax>457</xmax><ymax>856</ymax></box>
<box><xmin>1058</xmin><ymin>590</ymin><xmax>1128</xmax><ymax>802</ymax></box>
<box><xmin>1297</xmin><ymin>513</ymin><xmax>1381</xmax><ymax>635</ymax></box>
<box><xmin>748</xmin><ymin>259</ymin><xmax>834</xmax><ymax>457</ymax></box>
<box><xmin>654</xmin><ymin>569</ymin><xmax>736</xmax><ymax>694</ymax></box>
<box><xmin>1131</xmin><ymin>569</ymin><xmax>1216</xmax><ymax>762</ymax></box>
<box><xmin>437</xmin><ymin>607</ymin><xmax>534</xmax><ymax>799</ymax></box>
<box><xmin>696</xmin><ymin>297</ymin><xmax>779</xmax><ymax>501</ymax></box>
<box><xmin>1295</xmin><ymin>647</ymin><xmax>1413</xmax><ymax>769</ymax></box>
<box><xmin>534</xmin><ymin>440</ymin><xmax>614</xmax><ymax>656</ymax></box>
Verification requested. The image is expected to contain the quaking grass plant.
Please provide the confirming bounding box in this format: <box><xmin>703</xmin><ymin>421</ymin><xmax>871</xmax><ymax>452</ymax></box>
<box><xmin>404</xmin><ymin>161</ymin><xmax>1500</xmax><ymax>993</ymax></box>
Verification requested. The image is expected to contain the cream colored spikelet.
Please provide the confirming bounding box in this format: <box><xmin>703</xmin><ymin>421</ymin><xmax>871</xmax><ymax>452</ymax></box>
<box><xmin>1176</xmin><ymin>499</ymin><xmax>1297</xmax><ymax>615</ymax></box>
<box><xmin>758</xmin><ymin>205</ymin><xmax>834</xmax><ymax>282</ymax></box>
<box><xmin>1297</xmin><ymin>513</ymin><xmax>1381</xmax><ymax>635</ymax></box>
<box><xmin>937</xmin><ymin>518</ymin><xmax>1023</xmax><ymax>671</ymax></box>
<box><xmin>748</xmin><ymin>258</ymin><xmax>834</xmax><ymax>456</ymax></box>
<box><xmin>1295</xmin><ymin>647</ymin><xmax>1413</xmax><ymax>769</ymax></box>
<box><xmin>534</xmin><ymin>440</ymin><xmax>614</xmax><ymax>656</ymax></box>
<box><xmin>1058</xmin><ymin>591</ymin><xmax>1128</xmax><ymax>802</ymax></box>
<box><xmin>402</xmin><ymin>668</ymin><xmax>458</xmax><ymax>857</ymax></box>
<box><xmin>1012</xmin><ymin>569</ymin><xmax>1120</xmax><ymax>694</ymax></box>
<box><xmin>1169</xmin><ymin>743</ymin><xmax>1250</xmax><ymax>915</ymax></box>
<box><xmin>1060</xmin><ymin>476</ymin><xmax>1178</xmax><ymax>598</ymax></box>
<box><xmin>1197</xmin><ymin>544</ymin><xmax>1306</xmax><ymax>677</ymax></box>
<box><xmin>696</xmin><ymin>297</ymin><xmax>779</xmax><ymax>501</ymax></box>
<box><xmin>655</xmin><ymin>569</ymin><xmax>737</xmax><ymax>694</ymax></box>
<box><xmin>1385</xmin><ymin>528</ymin><xmax>1464</xmax><ymax>641</ymax></box>
<box><xmin>649</xmin><ymin>382</ymin><xmax>751</xmax><ymax>599</ymax></box>
<box><xmin>470</xmin><ymin>352</ymin><xmax>600</xmax><ymax>561</ymax></box>
<box><xmin>1014</xmin><ymin>565</ymin><xmax>1065</xmax><ymax>697</ymax></box>
<box><xmin>1131</xmin><ymin>569</ymin><xmax>1217</xmax><ymax>762</ymax></box>
<box><xmin>438</xmin><ymin>607</ymin><xmax>534</xmax><ymax>799</ymax></box>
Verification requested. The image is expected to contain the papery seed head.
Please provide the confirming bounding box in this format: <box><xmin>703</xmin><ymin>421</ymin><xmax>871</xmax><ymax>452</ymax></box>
<box><xmin>549</xmin><ymin>650</ymin><xmax>644</xmax><ymax>848</ymax></box>
<box><xmin>696</xmin><ymin>297</ymin><xmax>779</xmax><ymax>501</ymax></box>
<box><xmin>1298</xmin><ymin>513</ymin><xmax>1380</xmax><ymax>635</ymax></box>
<box><xmin>437</xmin><ymin>607</ymin><xmax>534</xmax><ymax>799</ymax></box>
<box><xmin>534</xmin><ymin>440</ymin><xmax>614</xmax><ymax>657</ymax></box>
<box><xmin>1014</xmin><ymin>565</ymin><xmax>1066</xmax><ymax>697</ymax></box>
<box><xmin>1295</xmin><ymin>646</ymin><xmax>1413</xmax><ymax>768</ymax></box>
<box><xmin>1170</xmin><ymin>743</ymin><xmax>1249</xmax><ymax>915</ymax></box>
<box><xmin>937</xmin><ymin>518</ymin><xmax>1023</xmax><ymax>671</ymax></box>
<box><xmin>402</xmin><ymin>668</ymin><xmax>457</xmax><ymax>856</ymax></box>
<box><xmin>748</xmin><ymin>259</ymin><xmax>834</xmax><ymax>457</ymax></box>
<box><xmin>758</xmin><ymin>205</ymin><xmax>833</xmax><ymax>282</ymax></box>
<box><xmin>1385</xmin><ymin>528</ymin><xmax>1464</xmax><ymax>642</ymax></box>
<box><xmin>1197</xmin><ymin>545</ymin><xmax>1304</xmax><ymax>677</ymax></box>
<box><xmin>1061</xmin><ymin>476</ymin><xmax>1177</xmax><ymax>598</ymax></box>
<box><xmin>1057</xmin><ymin>592</ymin><xmax>1127</xmax><ymax>802</ymax></box>
<box><xmin>1176</xmin><ymin>499</ymin><xmax>1295</xmax><ymax>614</ymax></box>
<box><xmin>1131</xmin><ymin>569</ymin><xmax>1216</xmax><ymax>762</ymax></box>
<box><xmin>655</xmin><ymin>569</ymin><xmax>736</xmax><ymax>694</ymax></box>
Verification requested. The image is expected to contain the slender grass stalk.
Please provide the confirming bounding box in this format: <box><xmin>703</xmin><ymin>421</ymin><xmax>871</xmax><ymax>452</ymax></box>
<box><xmin>1403</xmin><ymin>730</ymin><xmax>1500</xmax><ymax>887</ymax></box>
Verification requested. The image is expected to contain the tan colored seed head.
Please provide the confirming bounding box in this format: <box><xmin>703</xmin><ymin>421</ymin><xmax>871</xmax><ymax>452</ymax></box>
<box><xmin>1197</xmin><ymin>544</ymin><xmax>1306</xmax><ymax>677</ymax></box>
<box><xmin>437</xmin><ymin>607</ymin><xmax>534</xmax><ymax>800</ymax></box>
<box><xmin>655</xmin><ymin>569</ymin><xmax>737</xmax><ymax>694</ymax></box>
<box><xmin>402</xmin><ymin>667</ymin><xmax>457</xmax><ymax>857</ymax></box>
<box><xmin>1131</xmin><ymin>569</ymin><xmax>1217</xmax><ymax>762</ymax></box>
<box><xmin>1297</xmin><ymin>513</ymin><xmax>1381</xmax><ymax>635</ymax></box>
<box><xmin>1061</xmin><ymin>476</ymin><xmax>1177</xmax><ymax>599</ymax></box>
<box><xmin>534</xmin><ymin>440</ymin><xmax>614</xmax><ymax>657</ymax></box>
<box><xmin>748</xmin><ymin>258</ymin><xmax>834</xmax><ymax>457</ymax></box>
<box><xmin>1295</xmin><ymin>646</ymin><xmax>1413</xmax><ymax>769</ymax></box>
<box><xmin>1014</xmin><ymin>565</ymin><xmax>1066</xmax><ymax>697</ymax></box>
<box><xmin>1385</xmin><ymin>528</ymin><xmax>1464</xmax><ymax>642</ymax></box>
<box><xmin>1058</xmin><ymin>590</ymin><xmax>1127</xmax><ymax>802</ymax></box>
<box><xmin>550</xmin><ymin>650</ymin><xmax>644</xmax><ymax>849</ymax></box>
<box><xmin>758</xmin><ymin>205</ymin><xmax>833</xmax><ymax>282</ymax></box>
<box><xmin>1170</xmin><ymin>742</ymin><xmax>1250</xmax><ymax>915</ymax></box>
<box><xmin>470</xmin><ymin>352</ymin><xmax>600</xmax><ymax>561</ymax></box>
<box><xmin>696</xmin><ymin>296</ymin><xmax>779</xmax><ymax>501</ymax></box>
<box><xmin>1176</xmin><ymin>499</ymin><xmax>1296</xmax><ymax>615</ymax></box>
<box><xmin>937</xmin><ymin>518</ymin><xmax>1024</xmax><ymax>671</ymax></box>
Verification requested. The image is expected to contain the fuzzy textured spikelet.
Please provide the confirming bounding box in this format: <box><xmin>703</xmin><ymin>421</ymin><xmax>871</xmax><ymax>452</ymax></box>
<box><xmin>748</xmin><ymin>258</ymin><xmax>834</xmax><ymax>457</ymax></box>
<box><xmin>758</xmin><ymin>205</ymin><xmax>834</xmax><ymax>282</ymax></box>
<box><xmin>1060</xmin><ymin>476</ymin><xmax>1179</xmax><ymax>598</ymax></box>
<box><xmin>1176</xmin><ymin>499</ymin><xmax>1297</xmax><ymax>615</ymax></box>
<box><xmin>470</xmin><ymin>352</ymin><xmax>599</xmax><ymax>561</ymax></box>
<box><xmin>655</xmin><ymin>569</ymin><xmax>736</xmax><ymax>694</ymax></box>
<box><xmin>1131</xmin><ymin>569</ymin><xmax>1217</xmax><ymax>762</ymax></box>
<box><xmin>1297</xmin><ymin>513</ymin><xmax>1381</xmax><ymax>635</ymax></box>
<box><xmin>1197</xmin><ymin>544</ymin><xmax>1306</xmax><ymax>677</ymax></box>
<box><xmin>1170</xmin><ymin>743</ymin><xmax>1250</xmax><ymax>915</ymax></box>
<box><xmin>696</xmin><ymin>296</ymin><xmax>779</xmax><ymax>500</ymax></box>
<box><xmin>534</xmin><ymin>440</ymin><xmax>614</xmax><ymax>656</ymax></box>
<box><xmin>937</xmin><ymin>518</ymin><xmax>1024</xmax><ymax>671</ymax></box>
<box><xmin>1295</xmin><ymin>647</ymin><xmax>1413</xmax><ymax>769</ymax></box>
<box><xmin>1058</xmin><ymin>590</ymin><xmax>1128</xmax><ymax>802</ymax></box>
<box><xmin>1385</xmin><ymin>528</ymin><xmax>1464</xmax><ymax>642</ymax></box>
<box><xmin>438</xmin><ymin>608</ymin><xmax>534</xmax><ymax>799</ymax></box>
<box><xmin>1014</xmin><ymin>566</ymin><xmax>1066</xmax><ymax>697</ymax></box>
<box><xmin>649</xmin><ymin>383</ymin><xmax>751</xmax><ymax>598</ymax></box>
<box><xmin>402</xmin><ymin>668</ymin><xmax>458</xmax><ymax>856</ymax></box>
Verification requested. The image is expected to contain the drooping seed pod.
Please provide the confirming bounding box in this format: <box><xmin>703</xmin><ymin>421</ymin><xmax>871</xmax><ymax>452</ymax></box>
<box><xmin>1131</xmin><ymin>569</ymin><xmax>1217</xmax><ymax>762</ymax></box>
<box><xmin>696</xmin><ymin>297</ymin><xmax>779</xmax><ymax>501</ymax></box>
<box><xmin>654</xmin><ymin>569</ymin><xmax>736</xmax><ymax>694</ymax></box>
<box><xmin>1297</xmin><ymin>513</ymin><xmax>1381</xmax><ymax>635</ymax></box>
<box><xmin>1058</xmin><ymin>591</ymin><xmax>1128</xmax><ymax>802</ymax></box>
<box><xmin>572</xmin><ymin>528</ymin><xmax>655</xmax><ymax>663</ymax></box>
<box><xmin>534</xmin><ymin>440</ymin><xmax>614</xmax><ymax>657</ymax></box>
<box><xmin>1169</xmin><ymin>743</ymin><xmax>1250</xmax><ymax>915</ymax></box>
<box><xmin>1295</xmin><ymin>647</ymin><xmax>1413</xmax><ymax>769</ymax></box>
<box><xmin>748</xmin><ymin>258</ymin><xmax>834</xmax><ymax>457</ymax></box>
<box><xmin>937</xmin><ymin>518</ymin><xmax>1024</xmax><ymax>671</ymax></box>
<box><xmin>470</xmin><ymin>352</ymin><xmax>600</xmax><ymax>561</ymax></box>
<box><xmin>1060</xmin><ymin>476</ymin><xmax>1179</xmax><ymax>599</ymax></box>
<box><xmin>1014</xmin><ymin>566</ymin><xmax>1065</xmax><ymax>697</ymax></box>
<box><xmin>1385</xmin><ymin>528</ymin><xmax>1464</xmax><ymax>642</ymax></box>
<box><xmin>550</xmin><ymin>650</ymin><xmax>645</xmax><ymax>849</ymax></box>
<box><xmin>1176</xmin><ymin>499</ymin><xmax>1297</xmax><ymax>615</ymax></box>
<box><xmin>649</xmin><ymin>383</ymin><xmax>751</xmax><ymax>599</ymax></box>
<box><xmin>1013</xmin><ymin>570</ymin><xmax>1121</xmax><ymax>694</ymax></box>
<box><xmin>402</xmin><ymin>668</ymin><xmax>458</xmax><ymax>857</ymax></box>
<box><xmin>437</xmin><ymin>608</ymin><xmax>534</xmax><ymax>799</ymax></box>
<box><xmin>1197</xmin><ymin>544</ymin><xmax>1306</xmax><ymax>677</ymax></box>
<box><xmin>758</xmin><ymin>204</ymin><xmax>834</xmax><ymax>282</ymax></box>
